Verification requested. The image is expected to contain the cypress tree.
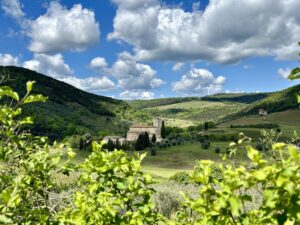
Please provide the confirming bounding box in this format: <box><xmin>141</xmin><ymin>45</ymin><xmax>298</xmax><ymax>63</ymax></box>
<box><xmin>107</xmin><ymin>139</ymin><xmax>115</xmax><ymax>151</ymax></box>
<box><xmin>135</xmin><ymin>134</ymin><xmax>144</xmax><ymax>151</ymax></box>
<box><xmin>151</xmin><ymin>134</ymin><xmax>156</xmax><ymax>143</ymax></box>
<box><xmin>161</xmin><ymin>121</ymin><xmax>166</xmax><ymax>139</ymax></box>
<box><xmin>115</xmin><ymin>139</ymin><xmax>121</xmax><ymax>150</ymax></box>
<box><xmin>144</xmin><ymin>132</ymin><xmax>150</xmax><ymax>148</ymax></box>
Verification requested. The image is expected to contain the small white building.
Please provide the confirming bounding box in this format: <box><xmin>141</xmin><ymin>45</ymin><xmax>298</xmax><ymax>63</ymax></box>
<box><xmin>258</xmin><ymin>108</ymin><xmax>269</xmax><ymax>117</ymax></box>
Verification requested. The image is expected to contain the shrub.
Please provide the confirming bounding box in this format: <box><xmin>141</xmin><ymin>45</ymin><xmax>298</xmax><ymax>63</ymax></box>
<box><xmin>59</xmin><ymin>143</ymin><xmax>162</xmax><ymax>224</ymax></box>
<box><xmin>201</xmin><ymin>140</ymin><xmax>211</xmax><ymax>149</ymax></box>
<box><xmin>79</xmin><ymin>133</ymin><xmax>93</xmax><ymax>151</ymax></box>
<box><xmin>214</xmin><ymin>147</ymin><xmax>221</xmax><ymax>154</ymax></box>
<box><xmin>0</xmin><ymin>81</ymin><xmax>61</xmax><ymax>223</ymax></box>
<box><xmin>177</xmin><ymin>144</ymin><xmax>300</xmax><ymax>224</ymax></box>
<box><xmin>150</xmin><ymin>147</ymin><xmax>157</xmax><ymax>156</ymax></box>
<box><xmin>255</xmin><ymin>142</ymin><xmax>264</xmax><ymax>151</ymax></box>
<box><xmin>169</xmin><ymin>171</ymin><xmax>191</xmax><ymax>185</ymax></box>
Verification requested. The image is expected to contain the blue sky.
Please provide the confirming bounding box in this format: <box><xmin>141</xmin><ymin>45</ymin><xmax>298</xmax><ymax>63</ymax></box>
<box><xmin>0</xmin><ymin>0</ymin><xmax>299</xmax><ymax>99</ymax></box>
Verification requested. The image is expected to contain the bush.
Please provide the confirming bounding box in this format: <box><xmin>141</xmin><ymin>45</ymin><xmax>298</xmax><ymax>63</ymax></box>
<box><xmin>201</xmin><ymin>140</ymin><xmax>211</xmax><ymax>149</ymax></box>
<box><xmin>171</xmin><ymin>140</ymin><xmax>177</xmax><ymax>146</ymax></box>
<box><xmin>214</xmin><ymin>147</ymin><xmax>221</xmax><ymax>154</ymax></box>
<box><xmin>255</xmin><ymin>142</ymin><xmax>264</xmax><ymax>151</ymax></box>
<box><xmin>169</xmin><ymin>171</ymin><xmax>191</xmax><ymax>185</ymax></box>
<box><xmin>150</xmin><ymin>147</ymin><xmax>157</xmax><ymax>156</ymax></box>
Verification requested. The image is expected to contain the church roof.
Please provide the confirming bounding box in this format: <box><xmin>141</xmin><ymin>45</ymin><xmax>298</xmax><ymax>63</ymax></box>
<box><xmin>130</xmin><ymin>124</ymin><xmax>156</xmax><ymax>128</ymax></box>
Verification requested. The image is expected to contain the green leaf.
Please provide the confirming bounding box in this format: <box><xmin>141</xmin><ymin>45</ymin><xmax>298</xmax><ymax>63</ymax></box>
<box><xmin>20</xmin><ymin>116</ymin><xmax>34</xmax><ymax>125</ymax></box>
<box><xmin>288</xmin><ymin>68</ymin><xmax>300</xmax><ymax>80</ymax></box>
<box><xmin>246</xmin><ymin>146</ymin><xmax>260</xmax><ymax>163</ymax></box>
<box><xmin>0</xmin><ymin>215</ymin><xmax>13</xmax><ymax>223</ymax></box>
<box><xmin>0</xmin><ymin>86</ymin><xmax>19</xmax><ymax>101</ymax></box>
<box><xmin>26</xmin><ymin>81</ymin><xmax>36</xmax><ymax>93</ymax></box>
<box><xmin>23</xmin><ymin>94</ymin><xmax>47</xmax><ymax>104</ymax></box>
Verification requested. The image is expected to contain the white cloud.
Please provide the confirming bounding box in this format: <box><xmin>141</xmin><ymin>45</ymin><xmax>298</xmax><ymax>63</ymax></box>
<box><xmin>243</xmin><ymin>64</ymin><xmax>253</xmax><ymax>69</ymax></box>
<box><xmin>109</xmin><ymin>51</ymin><xmax>164</xmax><ymax>90</ymax></box>
<box><xmin>109</xmin><ymin>0</ymin><xmax>300</xmax><ymax>64</ymax></box>
<box><xmin>172</xmin><ymin>68</ymin><xmax>226</xmax><ymax>95</ymax></box>
<box><xmin>119</xmin><ymin>90</ymin><xmax>155</xmax><ymax>100</ymax></box>
<box><xmin>278</xmin><ymin>68</ymin><xmax>291</xmax><ymax>79</ymax></box>
<box><xmin>1</xmin><ymin>0</ymin><xmax>25</xmax><ymax>19</ymax></box>
<box><xmin>28</xmin><ymin>2</ymin><xmax>100</xmax><ymax>54</ymax></box>
<box><xmin>23</xmin><ymin>53</ymin><xmax>115</xmax><ymax>92</ymax></box>
<box><xmin>172</xmin><ymin>62</ymin><xmax>184</xmax><ymax>71</ymax></box>
<box><xmin>225</xmin><ymin>89</ymin><xmax>245</xmax><ymax>94</ymax></box>
<box><xmin>61</xmin><ymin>76</ymin><xmax>115</xmax><ymax>92</ymax></box>
<box><xmin>23</xmin><ymin>54</ymin><xmax>73</xmax><ymax>79</ymax></box>
<box><xmin>0</xmin><ymin>53</ymin><xmax>19</xmax><ymax>66</ymax></box>
<box><xmin>89</xmin><ymin>57</ymin><xmax>108</xmax><ymax>69</ymax></box>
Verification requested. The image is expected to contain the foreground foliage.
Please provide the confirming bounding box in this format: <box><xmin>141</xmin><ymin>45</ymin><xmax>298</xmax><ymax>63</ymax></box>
<box><xmin>59</xmin><ymin>144</ymin><xmax>161</xmax><ymax>224</ymax></box>
<box><xmin>0</xmin><ymin>62</ymin><xmax>300</xmax><ymax>224</ymax></box>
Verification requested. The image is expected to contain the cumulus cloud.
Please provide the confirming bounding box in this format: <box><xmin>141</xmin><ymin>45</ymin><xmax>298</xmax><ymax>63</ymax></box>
<box><xmin>278</xmin><ymin>68</ymin><xmax>291</xmax><ymax>79</ymax></box>
<box><xmin>28</xmin><ymin>2</ymin><xmax>100</xmax><ymax>53</ymax></box>
<box><xmin>109</xmin><ymin>0</ymin><xmax>300</xmax><ymax>64</ymax></box>
<box><xmin>0</xmin><ymin>53</ymin><xmax>19</xmax><ymax>66</ymax></box>
<box><xmin>61</xmin><ymin>76</ymin><xmax>115</xmax><ymax>92</ymax></box>
<box><xmin>89</xmin><ymin>57</ymin><xmax>108</xmax><ymax>69</ymax></box>
<box><xmin>172</xmin><ymin>62</ymin><xmax>184</xmax><ymax>71</ymax></box>
<box><xmin>225</xmin><ymin>89</ymin><xmax>245</xmax><ymax>94</ymax></box>
<box><xmin>119</xmin><ymin>90</ymin><xmax>155</xmax><ymax>100</ymax></box>
<box><xmin>23</xmin><ymin>54</ymin><xmax>115</xmax><ymax>92</ymax></box>
<box><xmin>23</xmin><ymin>53</ymin><xmax>73</xmax><ymax>79</ymax></box>
<box><xmin>1</xmin><ymin>0</ymin><xmax>25</xmax><ymax>19</ymax></box>
<box><xmin>109</xmin><ymin>52</ymin><xmax>164</xmax><ymax>90</ymax></box>
<box><xmin>172</xmin><ymin>68</ymin><xmax>226</xmax><ymax>95</ymax></box>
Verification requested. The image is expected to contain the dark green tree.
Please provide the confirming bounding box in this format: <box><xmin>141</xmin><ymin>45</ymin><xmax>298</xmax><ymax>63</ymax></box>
<box><xmin>204</xmin><ymin>122</ymin><xmax>209</xmax><ymax>131</ymax></box>
<box><xmin>107</xmin><ymin>139</ymin><xmax>115</xmax><ymax>151</ymax></box>
<box><xmin>144</xmin><ymin>132</ymin><xmax>150</xmax><ymax>148</ymax></box>
<box><xmin>135</xmin><ymin>133</ymin><xmax>145</xmax><ymax>151</ymax></box>
<box><xmin>151</xmin><ymin>134</ymin><xmax>156</xmax><ymax>143</ymax></box>
<box><xmin>161</xmin><ymin>120</ymin><xmax>166</xmax><ymax>139</ymax></box>
<box><xmin>79</xmin><ymin>138</ymin><xmax>84</xmax><ymax>150</ymax></box>
<box><xmin>115</xmin><ymin>138</ymin><xmax>121</xmax><ymax>150</ymax></box>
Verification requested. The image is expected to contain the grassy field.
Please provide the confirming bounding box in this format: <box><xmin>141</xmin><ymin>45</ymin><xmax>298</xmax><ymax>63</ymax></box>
<box><xmin>147</xmin><ymin>100</ymin><xmax>228</xmax><ymax>110</ymax></box>
<box><xmin>139</xmin><ymin>142</ymin><xmax>249</xmax><ymax>178</ymax></box>
<box><xmin>143</xmin><ymin>100</ymin><xmax>246</xmax><ymax>128</ymax></box>
<box><xmin>162</xmin><ymin>118</ymin><xmax>196</xmax><ymax>127</ymax></box>
<box><xmin>220</xmin><ymin>109</ymin><xmax>300</xmax><ymax>138</ymax></box>
<box><xmin>55</xmin><ymin>141</ymin><xmax>250</xmax><ymax>179</ymax></box>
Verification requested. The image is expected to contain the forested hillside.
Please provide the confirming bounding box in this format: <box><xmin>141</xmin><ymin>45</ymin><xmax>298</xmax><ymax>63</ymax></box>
<box><xmin>201</xmin><ymin>92</ymin><xmax>272</xmax><ymax>104</ymax></box>
<box><xmin>0</xmin><ymin>66</ymin><xmax>130</xmax><ymax>140</ymax></box>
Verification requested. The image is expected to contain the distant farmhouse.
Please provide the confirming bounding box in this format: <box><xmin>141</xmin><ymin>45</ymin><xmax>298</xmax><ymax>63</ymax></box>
<box><xmin>103</xmin><ymin>118</ymin><xmax>162</xmax><ymax>144</ymax></box>
<box><xmin>258</xmin><ymin>108</ymin><xmax>269</xmax><ymax>117</ymax></box>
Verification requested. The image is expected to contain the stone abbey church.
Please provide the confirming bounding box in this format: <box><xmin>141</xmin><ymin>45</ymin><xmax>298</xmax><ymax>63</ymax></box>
<box><xmin>126</xmin><ymin>118</ymin><xmax>163</xmax><ymax>142</ymax></box>
<box><xmin>103</xmin><ymin>118</ymin><xmax>162</xmax><ymax>144</ymax></box>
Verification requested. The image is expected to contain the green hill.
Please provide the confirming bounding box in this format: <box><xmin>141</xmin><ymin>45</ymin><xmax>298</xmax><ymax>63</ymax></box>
<box><xmin>0</xmin><ymin>66</ymin><xmax>130</xmax><ymax>140</ymax></box>
<box><xmin>129</xmin><ymin>85</ymin><xmax>300</xmax><ymax>128</ymax></box>
<box><xmin>225</xmin><ymin>84</ymin><xmax>300</xmax><ymax>120</ymax></box>
<box><xmin>127</xmin><ymin>97</ymin><xmax>199</xmax><ymax>109</ymax></box>
<box><xmin>201</xmin><ymin>92</ymin><xmax>272</xmax><ymax>104</ymax></box>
